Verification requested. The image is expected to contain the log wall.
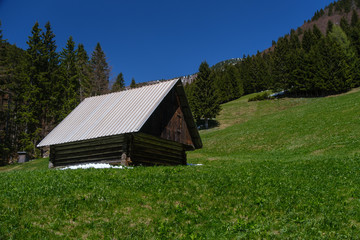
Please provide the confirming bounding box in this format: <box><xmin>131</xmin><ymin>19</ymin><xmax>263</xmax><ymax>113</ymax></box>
<box><xmin>50</xmin><ymin>135</ymin><xmax>126</xmax><ymax>167</ymax></box>
<box><xmin>49</xmin><ymin>133</ymin><xmax>187</xmax><ymax>167</ymax></box>
<box><xmin>130</xmin><ymin>132</ymin><xmax>186</xmax><ymax>166</ymax></box>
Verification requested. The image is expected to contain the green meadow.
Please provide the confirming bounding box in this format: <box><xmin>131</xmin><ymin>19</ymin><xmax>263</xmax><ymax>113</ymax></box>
<box><xmin>1</xmin><ymin>89</ymin><xmax>360</xmax><ymax>239</ymax></box>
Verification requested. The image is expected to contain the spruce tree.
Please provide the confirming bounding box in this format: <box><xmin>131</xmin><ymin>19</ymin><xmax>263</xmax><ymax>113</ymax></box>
<box><xmin>41</xmin><ymin>21</ymin><xmax>59</xmax><ymax>137</ymax></box>
<box><xmin>130</xmin><ymin>78</ymin><xmax>136</xmax><ymax>88</ymax></box>
<box><xmin>76</xmin><ymin>44</ymin><xmax>92</xmax><ymax>100</ymax></box>
<box><xmin>90</xmin><ymin>43</ymin><xmax>110</xmax><ymax>96</ymax></box>
<box><xmin>340</xmin><ymin>17</ymin><xmax>351</xmax><ymax>35</ymax></box>
<box><xmin>272</xmin><ymin>37</ymin><xmax>291</xmax><ymax>91</ymax></box>
<box><xmin>112</xmin><ymin>72</ymin><xmax>125</xmax><ymax>92</ymax></box>
<box><xmin>302</xmin><ymin>29</ymin><xmax>316</xmax><ymax>52</ymax></box>
<box><xmin>214</xmin><ymin>67</ymin><xmax>232</xmax><ymax>103</ymax></box>
<box><xmin>329</xmin><ymin>25</ymin><xmax>358</xmax><ymax>88</ymax></box>
<box><xmin>192</xmin><ymin>61</ymin><xmax>220</xmax><ymax>129</ymax></box>
<box><xmin>24</xmin><ymin>21</ymin><xmax>47</xmax><ymax>156</ymax></box>
<box><xmin>59</xmin><ymin>36</ymin><xmax>79</xmax><ymax>120</ymax></box>
<box><xmin>313</xmin><ymin>25</ymin><xmax>323</xmax><ymax>41</ymax></box>
<box><xmin>327</xmin><ymin>20</ymin><xmax>334</xmax><ymax>35</ymax></box>
<box><xmin>351</xmin><ymin>10</ymin><xmax>359</xmax><ymax>27</ymax></box>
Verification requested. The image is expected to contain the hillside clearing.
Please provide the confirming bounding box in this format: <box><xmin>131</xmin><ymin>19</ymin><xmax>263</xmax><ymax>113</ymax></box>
<box><xmin>1</xmin><ymin>90</ymin><xmax>360</xmax><ymax>239</ymax></box>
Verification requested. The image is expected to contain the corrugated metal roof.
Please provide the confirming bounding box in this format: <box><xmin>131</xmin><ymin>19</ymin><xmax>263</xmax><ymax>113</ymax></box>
<box><xmin>37</xmin><ymin>79</ymin><xmax>179</xmax><ymax>147</ymax></box>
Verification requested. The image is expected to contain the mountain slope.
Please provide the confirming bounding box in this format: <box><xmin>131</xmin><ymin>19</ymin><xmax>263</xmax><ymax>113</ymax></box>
<box><xmin>1</xmin><ymin>90</ymin><xmax>360</xmax><ymax>238</ymax></box>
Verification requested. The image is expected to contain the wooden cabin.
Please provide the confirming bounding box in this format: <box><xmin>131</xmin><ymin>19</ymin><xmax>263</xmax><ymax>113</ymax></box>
<box><xmin>37</xmin><ymin>79</ymin><xmax>202</xmax><ymax>168</ymax></box>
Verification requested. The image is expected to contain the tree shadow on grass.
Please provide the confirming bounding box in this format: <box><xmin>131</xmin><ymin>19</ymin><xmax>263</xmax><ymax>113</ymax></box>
<box><xmin>196</xmin><ymin>119</ymin><xmax>220</xmax><ymax>130</ymax></box>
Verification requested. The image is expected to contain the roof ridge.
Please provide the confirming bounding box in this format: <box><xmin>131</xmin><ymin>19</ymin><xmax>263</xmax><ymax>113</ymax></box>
<box><xmin>84</xmin><ymin>78</ymin><xmax>180</xmax><ymax>100</ymax></box>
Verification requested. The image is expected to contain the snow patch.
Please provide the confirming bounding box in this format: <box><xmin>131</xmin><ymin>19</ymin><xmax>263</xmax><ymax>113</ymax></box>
<box><xmin>60</xmin><ymin>163</ymin><xmax>129</xmax><ymax>170</ymax></box>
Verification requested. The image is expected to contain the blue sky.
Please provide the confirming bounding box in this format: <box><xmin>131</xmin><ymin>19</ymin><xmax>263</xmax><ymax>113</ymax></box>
<box><xmin>0</xmin><ymin>0</ymin><xmax>333</xmax><ymax>86</ymax></box>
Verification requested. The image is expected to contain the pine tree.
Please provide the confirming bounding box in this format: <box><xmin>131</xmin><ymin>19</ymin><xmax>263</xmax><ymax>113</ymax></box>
<box><xmin>272</xmin><ymin>37</ymin><xmax>291</xmax><ymax>91</ymax></box>
<box><xmin>340</xmin><ymin>17</ymin><xmax>351</xmax><ymax>35</ymax></box>
<box><xmin>41</xmin><ymin>21</ymin><xmax>59</xmax><ymax>137</ymax></box>
<box><xmin>313</xmin><ymin>25</ymin><xmax>323</xmax><ymax>41</ymax></box>
<box><xmin>238</xmin><ymin>55</ymin><xmax>253</xmax><ymax>94</ymax></box>
<box><xmin>76</xmin><ymin>44</ymin><xmax>92</xmax><ymax>100</ymax></box>
<box><xmin>192</xmin><ymin>61</ymin><xmax>220</xmax><ymax>129</ymax></box>
<box><xmin>329</xmin><ymin>25</ymin><xmax>359</xmax><ymax>88</ymax></box>
<box><xmin>24</xmin><ymin>21</ymin><xmax>46</xmax><ymax>157</ymax></box>
<box><xmin>90</xmin><ymin>43</ymin><xmax>110</xmax><ymax>96</ymax></box>
<box><xmin>351</xmin><ymin>10</ymin><xmax>359</xmax><ymax>27</ymax></box>
<box><xmin>214</xmin><ymin>67</ymin><xmax>232</xmax><ymax>103</ymax></box>
<box><xmin>327</xmin><ymin>20</ymin><xmax>334</xmax><ymax>35</ymax></box>
<box><xmin>289</xmin><ymin>30</ymin><xmax>301</xmax><ymax>49</ymax></box>
<box><xmin>59</xmin><ymin>36</ymin><xmax>79</xmax><ymax>120</ymax></box>
<box><xmin>130</xmin><ymin>78</ymin><xmax>136</xmax><ymax>88</ymax></box>
<box><xmin>112</xmin><ymin>72</ymin><xmax>125</xmax><ymax>92</ymax></box>
<box><xmin>310</xmin><ymin>26</ymin><xmax>355</xmax><ymax>95</ymax></box>
<box><xmin>226</xmin><ymin>64</ymin><xmax>243</xmax><ymax>99</ymax></box>
<box><xmin>302</xmin><ymin>29</ymin><xmax>316</xmax><ymax>52</ymax></box>
<box><xmin>0</xmin><ymin>20</ymin><xmax>8</xmax><ymax>164</ymax></box>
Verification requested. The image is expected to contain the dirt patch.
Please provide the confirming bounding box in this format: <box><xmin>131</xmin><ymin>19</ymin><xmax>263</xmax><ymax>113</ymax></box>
<box><xmin>326</xmin><ymin>88</ymin><xmax>360</xmax><ymax>98</ymax></box>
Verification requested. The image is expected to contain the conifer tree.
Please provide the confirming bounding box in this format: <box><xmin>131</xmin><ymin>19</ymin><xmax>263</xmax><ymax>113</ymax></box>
<box><xmin>310</xmin><ymin>26</ymin><xmax>355</xmax><ymax>95</ymax></box>
<box><xmin>313</xmin><ymin>25</ymin><xmax>323</xmax><ymax>41</ymax></box>
<box><xmin>351</xmin><ymin>10</ymin><xmax>359</xmax><ymax>27</ymax></box>
<box><xmin>302</xmin><ymin>29</ymin><xmax>316</xmax><ymax>52</ymax></box>
<box><xmin>90</xmin><ymin>43</ymin><xmax>110</xmax><ymax>96</ymax></box>
<box><xmin>340</xmin><ymin>17</ymin><xmax>351</xmax><ymax>35</ymax></box>
<box><xmin>327</xmin><ymin>20</ymin><xmax>334</xmax><ymax>35</ymax></box>
<box><xmin>192</xmin><ymin>61</ymin><xmax>220</xmax><ymax>129</ymax></box>
<box><xmin>76</xmin><ymin>44</ymin><xmax>91</xmax><ymax>100</ymax></box>
<box><xmin>272</xmin><ymin>37</ymin><xmax>291</xmax><ymax>91</ymax></box>
<box><xmin>23</xmin><ymin>21</ymin><xmax>47</xmax><ymax>156</ymax></box>
<box><xmin>329</xmin><ymin>25</ymin><xmax>359</xmax><ymax>88</ymax></box>
<box><xmin>130</xmin><ymin>78</ymin><xmax>136</xmax><ymax>88</ymax></box>
<box><xmin>290</xmin><ymin>30</ymin><xmax>301</xmax><ymax>49</ymax></box>
<box><xmin>41</xmin><ymin>21</ymin><xmax>59</xmax><ymax>136</ymax></box>
<box><xmin>59</xmin><ymin>36</ymin><xmax>79</xmax><ymax>120</ymax></box>
<box><xmin>214</xmin><ymin>67</ymin><xmax>232</xmax><ymax>103</ymax></box>
<box><xmin>112</xmin><ymin>72</ymin><xmax>125</xmax><ymax>92</ymax></box>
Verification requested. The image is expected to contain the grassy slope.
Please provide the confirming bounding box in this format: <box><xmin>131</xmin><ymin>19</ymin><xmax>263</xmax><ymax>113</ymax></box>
<box><xmin>1</xmin><ymin>90</ymin><xmax>360</xmax><ymax>239</ymax></box>
<box><xmin>0</xmin><ymin>158</ymin><xmax>49</xmax><ymax>172</ymax></box>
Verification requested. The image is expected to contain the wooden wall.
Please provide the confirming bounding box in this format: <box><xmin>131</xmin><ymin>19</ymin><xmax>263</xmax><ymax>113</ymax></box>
<box><xmin>49</xmin><ymin>133</ymin><xmax>187</xmax><ymax>167</ymax></box>
<box><xmin>50</xmin><ymin>135</ymin><xmax>126</xmax><ymax>167</ymax></box>
<box><xmin>131</xmin><ymin>133</ymin><xmax>186</xmax><ymax>166</ymax></box>
<box><xmin>140</xmin><ymin>88</ymin><xmax>194</xmax><ymax>149</ymax></box>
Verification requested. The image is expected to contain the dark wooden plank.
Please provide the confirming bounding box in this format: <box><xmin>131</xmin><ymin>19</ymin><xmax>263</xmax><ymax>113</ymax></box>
<box><xmin>131</xmin><ymin>151</ymin><xmax>184</xmax><ymax>164</ymax></box>
<box><xmin>56</xmin><ymin>147</ymin><xmax>122</xmax><ymax>160</ymax></box>
<box><xmin>55</xmin><ymin>135</ymin><xmax>124</xmax><ymax>150</ymax></box>
<box><xmin>55</xmin><ymin>143</ymin><xmax>123</xmax><ymax>155</ymax></box>
<box><xmin>133</xmin><ymin>133</ymin><xmax>184</xmax><ymax>151</ymax></box>
<box><xmin>132</xmin><ymin>141</ymin><xmax>184</xmax><ymax>156</ymax></box>
<box><xmin>132</xmin><ymin>145</ymin><xmax>184</xmax><ymax>159</ymax></box>
<box><xmin>55</xmin><ymin>150</ymin><xmax>123</xmax><ymax>161</ymax></box>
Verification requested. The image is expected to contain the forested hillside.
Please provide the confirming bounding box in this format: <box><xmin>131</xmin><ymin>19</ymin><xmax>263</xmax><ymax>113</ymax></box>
<box><xmin>186</xmin><ymin>0</ymin><xmax>360</xmax><ymax>122</ymax></box>
<box><xmin>0</xmin><ymin>21</ymin><xmax>112</xmax><ymax>164</ymax></box>
<box><xmin>2</xmin><ymin>0</ymin><xmax>360</xmax><ymax>165</ymax></box>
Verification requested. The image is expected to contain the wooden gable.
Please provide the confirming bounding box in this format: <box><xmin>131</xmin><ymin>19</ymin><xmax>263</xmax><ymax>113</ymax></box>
<box><xmin>140</xmin><ymin>87</ymin><xmax>194</xmax><ymax>149</ymax></box>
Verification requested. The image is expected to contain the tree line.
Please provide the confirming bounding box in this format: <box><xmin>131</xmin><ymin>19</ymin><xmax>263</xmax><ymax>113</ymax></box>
<box><xmin>186</xmin><ymin>9</ymin><xmax>360</xmax><ymax>128</ymax></box>
<box><xmin>0</xmin><ymin>21</ymin><xmax>129</xmax><ymax>164</ymax></box>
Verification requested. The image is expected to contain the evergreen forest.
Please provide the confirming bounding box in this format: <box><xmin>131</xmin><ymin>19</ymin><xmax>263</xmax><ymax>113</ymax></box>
<box><xmin>186</xmin><ymin>0</ymin><xmax>360</xmax><ymax>121</ymax></box>
<box><xmin>0</xmin><ymin>21</ymin><xmax>113</xmax><ymax>164</ymax></box>
<box><xmin>2</xmin><ymin>0</ymin><xmax>360</xmax><ymax>164</ymax></box>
